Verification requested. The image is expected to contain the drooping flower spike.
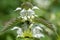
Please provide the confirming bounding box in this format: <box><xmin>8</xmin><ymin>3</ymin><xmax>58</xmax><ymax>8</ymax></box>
<box><xmin>14</xmin><ymin>6</ymin><xmax>39</xmax><ymax>21</ymax></box>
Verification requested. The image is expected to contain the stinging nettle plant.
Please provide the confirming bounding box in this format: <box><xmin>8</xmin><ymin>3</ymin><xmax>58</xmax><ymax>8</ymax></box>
<box><xmin>0</xmin><ymin>2</ymin><xmax>58</xmax><ymax>40</ymax></box>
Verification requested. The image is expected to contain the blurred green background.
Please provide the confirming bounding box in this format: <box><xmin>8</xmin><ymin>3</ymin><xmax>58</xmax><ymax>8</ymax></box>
<box><xmin>0</xmin><ymin>0</ymin><xmax>60</xmax><ymax>40</ymax></box>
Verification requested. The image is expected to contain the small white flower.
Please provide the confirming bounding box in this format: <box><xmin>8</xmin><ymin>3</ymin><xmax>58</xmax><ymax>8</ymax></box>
<box><xmin>28</xmin><ymin>8</ymin><xmax>35</xmax><ymax>15</ymax></box>
<box><xmin>27</xmin><ymin>8</ymin><xmax>37</xmax><ymax>18</ymax></box>
<box><xmin>32</xmin><ymin>6</ymin><xmax>39</xmax><ymax>10</ymax></box>
<box><xmin>31</xmin><ymin>25</ymin><xmax>44</xmax><ymax>38</ymax></box>
<box><xmin>20</xmin><ymin>9</ymin><xmax>26</xmax><ymax>14</ymax></box>
<box><xmin>35</xmin><ymin>26</ymin><xmax>43</xmax><ymax>31</ymax></box>
<box><xmin>33</xmin><ymin>33</ymin><xmax>44</xmax><ymax>38</ymax></box>
<box><xmin>11</xmin><ymin>26</ymin><xmax>23</xmax><ymax>38</ymax></box>
<box><xmin>11</xmin><ymin>27</ymin><xmax>19</xmax><ymax>30</ymax></box>
<box><xmin>20</xmin><ymin>9</ymin><xmax>26</xmax><ymax>17</ymax></box>
<box><xmin>14</xmin><ymin>7</ymin><xmax>21</xmax><ymax>11</ymax></box>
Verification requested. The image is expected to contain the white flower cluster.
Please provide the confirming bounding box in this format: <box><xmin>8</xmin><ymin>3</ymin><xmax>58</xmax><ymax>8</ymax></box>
<box><xmin>11</xmin><ymin>23</ymin><xmax>45</xmax><ymax>38</ymax></box>
<box><xmin>11</xmin><ymin>23</ymin><xmax>56</xmax><ymax>38</ymax></box>
<box><xmin>15</xmin><ymin>6</ymin><xmax>39</xmax><ymax>21</ymax></box>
